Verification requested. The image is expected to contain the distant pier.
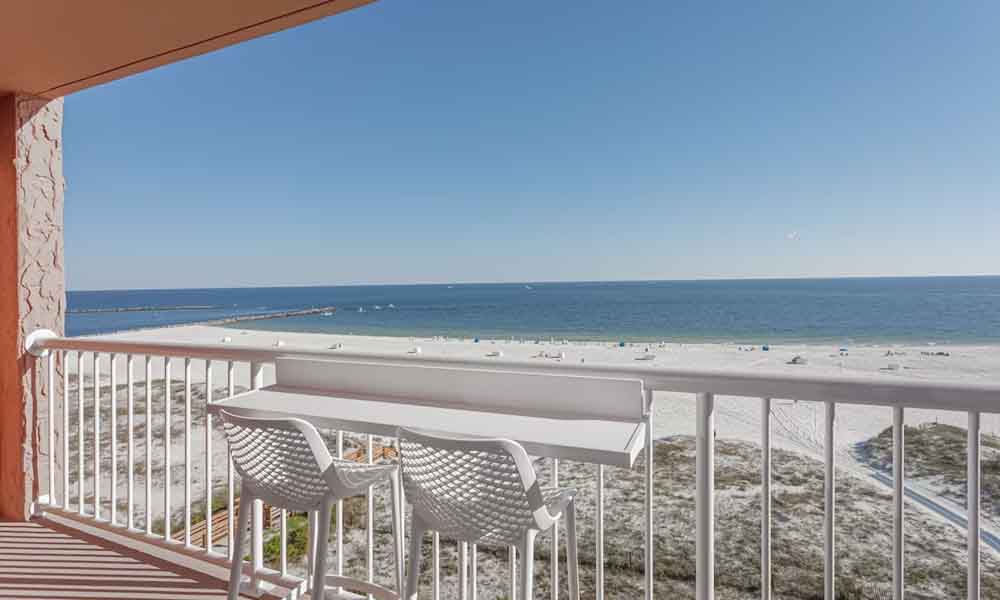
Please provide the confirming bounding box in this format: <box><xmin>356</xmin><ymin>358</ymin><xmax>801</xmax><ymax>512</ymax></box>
<box><xmin>200</xmin><ymin>306</ymin><xmax>337</xmax><ymax>326</ymax></box>
<box><xmin>69</xmin><ymin>304</ymin><xmax>336</xmax><ymax>323</ymax></box>
<box><xmin>71</xmin><ymin>305</ymin><xmax>338</xmax><ymax>335</ymax></box>
<box><xmin>69</xmin><ymin>305</ymin><xmax>223</xmax><ymax>314</ymax></box>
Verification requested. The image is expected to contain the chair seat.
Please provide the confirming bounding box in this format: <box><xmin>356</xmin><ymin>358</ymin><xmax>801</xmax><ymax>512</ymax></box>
<box><xmin>330</xmin><ymin>460</ymin><xmax>397</xmax><ymax>494</ymax></box>
<box><xmin>541</xmin><ymin>486</ymin><xmax>577</xmax><ymax>519</ymax></box>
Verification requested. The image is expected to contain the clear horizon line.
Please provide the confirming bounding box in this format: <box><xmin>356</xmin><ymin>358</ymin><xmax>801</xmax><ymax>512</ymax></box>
<box><xmin>68</xmin><ymin>272</ymin><xmax>1000</xmax><ymax>293</ymax></box>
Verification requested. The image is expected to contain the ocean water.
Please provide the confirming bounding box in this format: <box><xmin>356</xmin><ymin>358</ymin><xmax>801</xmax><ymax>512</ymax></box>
<box><xmin>66</xmin><ymin>277</ymin><xmax>1000</xmax><ymax>344</ymax></box>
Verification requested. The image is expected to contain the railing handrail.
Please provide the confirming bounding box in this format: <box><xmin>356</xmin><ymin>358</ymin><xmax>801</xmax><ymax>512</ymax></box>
<box><xmin>27</xmin><ymin>330</ymin><xmax>1000</xmax><ymax>412</ymax></box>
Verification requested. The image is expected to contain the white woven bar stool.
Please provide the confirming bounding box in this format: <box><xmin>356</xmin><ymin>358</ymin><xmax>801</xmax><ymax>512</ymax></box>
<box><xmin>220</xmin><ymin>410</ymin><xmax>404</xmax><ymax>600</ymax></box>
<box><xmin>398</xmin><ymin>427</ymin><xmax>579</xmax><ymax>600</ymax></box>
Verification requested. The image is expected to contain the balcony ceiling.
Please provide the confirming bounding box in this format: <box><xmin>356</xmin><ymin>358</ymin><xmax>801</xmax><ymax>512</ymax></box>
<box><xmin>0</xmin><ymin>0</ymin><xmax>373</xmax><ymax>98</ymax></box>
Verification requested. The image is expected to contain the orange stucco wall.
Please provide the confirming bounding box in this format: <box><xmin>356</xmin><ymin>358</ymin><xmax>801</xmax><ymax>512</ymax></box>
<box><xmin>0</xmin><ymin>93</ymin><xmax>64</xmax><ymax>520</ymax></box>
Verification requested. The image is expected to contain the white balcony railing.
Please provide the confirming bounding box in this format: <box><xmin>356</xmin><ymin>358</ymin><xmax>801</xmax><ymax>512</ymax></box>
<box><xmin>24</xmin><ymin>330</ymin><xmax>1000</xmax><ymax>600</ymax></box>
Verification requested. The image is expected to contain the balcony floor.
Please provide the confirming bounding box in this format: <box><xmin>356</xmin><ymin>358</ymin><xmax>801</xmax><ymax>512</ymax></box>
<box><xmin>0</xmin><ymin>518</ymin><xmax>245</xmax><ymax>599</ymax></box>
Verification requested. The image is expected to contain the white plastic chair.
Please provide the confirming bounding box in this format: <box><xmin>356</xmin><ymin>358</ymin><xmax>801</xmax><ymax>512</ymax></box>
<box><xmin>220</xmin><ymin>410</ymin><xmax>404</xmax><ymax>600</ymax></box>
<box><xmin>398</xmin><ymin>427</ymin><xmax>579</xmax><ymax>600</ymax></box>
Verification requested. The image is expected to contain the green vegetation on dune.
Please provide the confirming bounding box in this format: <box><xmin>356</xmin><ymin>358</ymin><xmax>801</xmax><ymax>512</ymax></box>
<box><xmin>251</xmin><ymin>436</ymin><xmax>997</xmax><ymax>599</ymax></box>
<box><xmin>261</xmin><ymin>495</ymin><xmax>369</xmax><ymax>569</ymax></box>
<box><xmin>854</xmin><ymin>423</ymin><xmax>1000</xmax><ymax>519</ymax></box>
<box><xmin>263</xmin><ymin>513</ymin><xmax>310</xmax><ymax>564</ymax></box>
<box><xmin>621</xmin><ymin>438</ymin><xmax>997</xmax><ymax>599</ymax></box>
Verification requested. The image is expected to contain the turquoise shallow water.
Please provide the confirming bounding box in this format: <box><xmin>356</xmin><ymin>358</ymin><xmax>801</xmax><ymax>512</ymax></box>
<box><xmin>67</xmin><ymin>276</ymin><xmax>1000</xmax><ymax>344</ymax></box>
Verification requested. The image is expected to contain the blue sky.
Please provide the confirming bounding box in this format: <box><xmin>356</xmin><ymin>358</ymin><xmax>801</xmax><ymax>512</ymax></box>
<box><xmin>65</xmin><ymin>1</ymin><xmax>1000</xmax><ymax>290</ymax></box>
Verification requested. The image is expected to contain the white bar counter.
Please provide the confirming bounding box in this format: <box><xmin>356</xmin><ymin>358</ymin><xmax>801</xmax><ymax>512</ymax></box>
<box><xmin>210</xmin><ymin>356</ymin><xmax>649</xmax><ymax>468</ymax></box>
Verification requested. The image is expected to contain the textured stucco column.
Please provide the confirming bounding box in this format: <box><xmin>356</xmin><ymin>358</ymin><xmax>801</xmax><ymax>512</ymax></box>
<box><xmin>0</xmin><ymin>93</ymin><xmax>65</xmax><ymax>520</ymax></box>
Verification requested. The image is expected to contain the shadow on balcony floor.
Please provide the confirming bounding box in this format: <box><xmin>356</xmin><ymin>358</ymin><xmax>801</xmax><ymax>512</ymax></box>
<box><xmin>0</xmin><ymin>518</ymin><xmax>268</xmax><ymax>599</ymax></box>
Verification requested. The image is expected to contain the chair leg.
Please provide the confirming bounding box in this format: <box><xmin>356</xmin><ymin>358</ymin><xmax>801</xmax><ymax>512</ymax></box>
<box><xmin>306</xmin><ymin>511</ymin><xmax>318</xmax><ymax>589</ymax></box>
<box><xmin>405</xmin><ymin>517</ymin><xmax>426</xmax><ymax>600</ymax></box>
<box><xmin>519</xmin><ymin>529</ymin><xmax>537</xmax><ymax>600</ymax></box>
<box><xmin>311</xmin><ymin>500</ymin><xmax>333</xmax><ymax>600</ymax></box>
<box><xmin>390</xmin><ymin>469</ymin><xmax>405</xmax><ymax>595</ymax></box>
<box><xmin>228</xmin><ymin>486</ymin><xmax>253</xmax><ymax>600</ymax></box>
<box><xmin>565</xmin><ymin>501</ymin><xmax>580</xmax><ymax>600</ymax></box>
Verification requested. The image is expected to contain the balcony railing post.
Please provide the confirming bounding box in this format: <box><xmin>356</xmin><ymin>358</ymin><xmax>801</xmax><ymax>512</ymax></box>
<box><xmin>696</xmin><ymin>392</ymin><xmax>715</xmax><ymax>600</ymax></box>
<box><xmin>144</xmin><ymin>355</ymin><xmax>153</xmax><ymax>535</ymax></box>
<box><xmin>164</xmin><ymin>357</ymin><xmax>172</xmax><ymax>542</ymax></box>
<box><xmin>460</xmin><ymin>541</ymin><xmax>469</xmax><ymax>600</ymax></box>
<box><xmin>644</xmin><ymin>389</ymin><xmax>654</xmax><ymax>600</ymax></box>
<box><xmin>824</xmin><ymin>401</ymin><xmax>836</xmax><ymax>600</ymax></box>
<box><xmin>144</xmin><ymin>355</ymin><xmax>152</xmax><ymax>535</ymax></box>
<box><xmin>348</xmin><ymin>433</ymin><xmax>370</xmax><ymax>598</ymax></box>
<box><xmin>250</xmin><ymin>361</ymin><xmax>264</xmax><ymax>390</ymax></box>
<box><xmin>183</xmin><ymin>357</ymin><xmax>192</xmax><ymax>546</ymax></box>
<box><xmin>94</xmin><ymin>353</ymin><xmax>101</xmax><ymax>519</ymax></box>
<box><xmin>968</xmin><ymin>410</ymin><xmax>981</xmax><ymax>600</ymax></box>
<box><xmin>596</xmin><ymin>464</ymin><xmax>605</xmax><ymax>600</ymax></box>
<box><xmin>226</xmin><ymin>360</ymin><xmax>236</xmax><ymax>560</ymax></box>
<box><xmin>249</xmin><ymin>361</ymin><xmax>264</xmax><ymax>591</ymax></box>
<box><xmin>110</xmin><ymin>353</ymin><xmax>117</xmax><ymax>525</ymax></box>
<box><xmin>761</xmin><ymin>398</ymin><xmax>772</xmax><ymax>600</ymax></box>
<box><xmin>550</xmin><ymin>458</ymin><xmax>559</xmax><ymax>600</ymax></box>
<box><xmin>205</xmin><ymin>360</ymin><xmax>213</xmax><ymax>552</ymax></box>
<box><xmin>336</xmin><ymin>429</ymin><xmax>344</xmax><ymax>595</ymax></box>
<box><xmin>893</xmin><ymin>406</ymin><xmax>904</xmax><ymax>600</ymax></box>
<box><xmin>62</xmin><ymin>351</ymin><xmax>69</xmax><ymax>511</ymax></box>
<box><xmin>77</xmin><ymin>351</ymin><xmax>84</xmax><ymax>515</ymax></box>
<box><xmin>367</xmin><ymin>434</ymin><xmax>375</xmax><ymax>593</ymax></box>
<box><xmin>47</xmin><ymin>352</ymin><xmax>55</xmax><ymax>507</ymax></box>
<box><xmin>126</xmin><ymin>354</ymin><xmax>135</xmax><ymax>530</ymax></box>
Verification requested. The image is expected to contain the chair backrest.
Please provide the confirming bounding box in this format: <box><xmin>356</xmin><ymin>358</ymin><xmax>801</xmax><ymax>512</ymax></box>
<box><xmin>398</xmin><ymin>427</ymin><xmax>543</xmax><ymax>546</ymax></box>
<box><xmin>275</xmin><ymin>356</ymin><xmax>646</xmax><ymax>422</ymax></box>
<box><xmin>219</xmin><ymin>410</ymin><xmax>334</xmax><ymax>511</ymax></box>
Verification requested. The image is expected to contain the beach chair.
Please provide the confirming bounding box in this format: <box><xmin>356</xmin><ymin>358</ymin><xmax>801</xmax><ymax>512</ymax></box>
<box><xmin>220</xmin><ymin>410</ymin><xmax>404</xmax><ymax>600</ymax></box>
<box><xmin>398</xmin><ymin>427</ymin><xmax>579</xmax><ymax>600</ymax></box>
